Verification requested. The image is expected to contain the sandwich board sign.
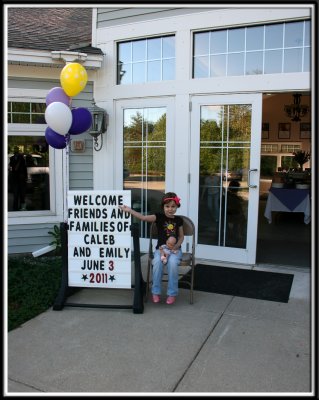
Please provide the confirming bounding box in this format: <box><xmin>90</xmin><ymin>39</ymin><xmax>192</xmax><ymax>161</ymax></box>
<box><xmin>67</xmin><ymin>190</ymin><xmax>131</xmax><ymax>289</ymax></box>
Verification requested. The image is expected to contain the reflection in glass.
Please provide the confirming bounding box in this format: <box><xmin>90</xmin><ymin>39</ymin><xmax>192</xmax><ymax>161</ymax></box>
<box><xmin>194</xmin><ymin>32</ymin><xmax>209</xmax><ymax>56</ymax></box>
<box><xmin>132</xmin><ymin>40</ymin><xmax>146</xmax><ymax>62</ymax></box>
<box><xmin>163</xmin><ymin>36</ymin><xmax>175</xmax><ymax>58</ymax></box>
<box><xmin>303</xmin><ymin>47</ymin><xmax>310</xmax><ymax>72</ymax></box>
<box><xmin>265</xmin><ymin>24</ymin><xmax>283</xmax><ymax>49</ymax></box>
<box><xmin>193</xmin><ymin>20</ymin><xmax>310</xmax><ymax>78</ymax></box>
<box><xmin>123</xmin><ymin>107</ymin><xmax>166</xmax><ymax>238</ymax></box>
<box><xmin>118</xmin><ymin>42</ymin><xmax>131</xmax><ymax>63</ymax></box>
<box><xmin>118</xmin><ymin>63</ymin><xmax>131</xmax><ymax>84</ymax></box>
<box><xmin>246</xmin><ymin>26</ymin><xmax>264</xmax><ymax>51</ymax></box>
<box><xmin>227</xmin><ymin>53</ymin><xmax>245</xmax><ymax>76</ymax></box>
<box><xmin>117</xmin><ymin>36</ymin><xmax>175</xmax><ymax>84</ymax></box>
<box><xmin>284</xmin><ymin>48</ymin><xmax>302</xmax><ymax>72</ymax></box>
<box><xmin>264</xmin><ymin>49</ymin><xmax>282</xmax><ymax>74</ymax></box>
<box><xmin>132</xmin><ymin>62</ymin><xmax>145</xmax><ymax>84</ymax></box>
<box><xmin>284</xmin><ymin>22</ymin><xmax>303</xmax><ymax>48</ymax></box>
<box><xmin>8</xmin><ymin>136</ymin><xmax>50</xmax><ymax>212</ymax></box>
<box><xmin>210</xmin><ymin>30</ymin><xmax>227</xmax><ymax>53</ymax></box>
<box><xmin>147</xmin><ymin>60</ymin><xmax>161</xmax><ymax>81</ymax></box>
<box><xmin>198</xmin><ymin>104</ymin><xmax>250</xmax><ymax>249</ymax></box>
<box><xmin>210</xmin><ymin>54</ymin><xmax>226</xmax><ymax>77</ymax></box>
<box><xmin>246</xmin><ymin>51</ymin><xmax>263</xmax><ymax>75</ymax></box>
<box><xmin>194</xmin><ymin>56</ymin><xmax>209</xmax><ymax>78</ymax></box>
<box><xmin>8</xmin><ymin>102</ymin><xmax>45</xmax><ymax>124</ymax></box>
<box><xmin>228</xmin><ymin>28</ymin><xmax>245</xmax><ymax>52</ymax></box>
<box><xmin>147</xmin><ymin>37</ymin><xmax>161</xmax><ymax>59</ymax></box>
<box><xmin>304</xmin><ymin>20</ymin><xmax>310</xmax><ymax>46</ymax></box>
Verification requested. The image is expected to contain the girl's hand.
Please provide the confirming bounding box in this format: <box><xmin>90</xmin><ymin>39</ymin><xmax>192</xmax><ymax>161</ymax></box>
<box><xmin>119</xmin><ymin>204</ymin><xmax>130</xmax><ymax>212</ymax></box>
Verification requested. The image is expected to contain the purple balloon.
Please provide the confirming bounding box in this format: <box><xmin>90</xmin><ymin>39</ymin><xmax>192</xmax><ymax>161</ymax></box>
<box><xmin>69</xmin><ymin>107</ymin><xmax>93</xmax><ymax>135</ymax></box>
<box><xmin>46</xmin><ymin>87</ymin><xmax>71</xmax><ymax>107</ymax></box>
<box><xmin>45</xmin><ymin>127</ymin><xmax>67</xmax><ymax>149</ymax></box>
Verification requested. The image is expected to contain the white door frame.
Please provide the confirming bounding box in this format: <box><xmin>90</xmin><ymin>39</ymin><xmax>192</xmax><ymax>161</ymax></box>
<box><xmin>189</xmin><ymin>93</ymin><xmax>262</xmax><ymax>265</ymax></box>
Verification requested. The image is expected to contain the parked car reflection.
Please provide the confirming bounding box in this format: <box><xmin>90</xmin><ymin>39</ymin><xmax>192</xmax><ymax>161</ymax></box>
<box><xmin>8</xmin><ymin>153</ymin><xmax>49</xmax><ymax>193</ymax></box>
<box><xmin>222</xmin><ymin>170</ymin><xmax>243</xmax><ymax>181</ymax></box>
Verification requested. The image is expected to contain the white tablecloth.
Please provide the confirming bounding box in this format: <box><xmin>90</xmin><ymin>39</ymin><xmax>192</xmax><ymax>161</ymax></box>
<box><xmin>264</xmin><ymin>189</ymin><xmax>311</xmax><ymax>224</ymax></box>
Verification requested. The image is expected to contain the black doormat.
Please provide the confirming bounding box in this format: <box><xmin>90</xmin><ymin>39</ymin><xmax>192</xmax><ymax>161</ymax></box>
<box><xmin>179</xmin><ymin>264</ymin><xmax>294</xmax><ymax>303</ymax></box>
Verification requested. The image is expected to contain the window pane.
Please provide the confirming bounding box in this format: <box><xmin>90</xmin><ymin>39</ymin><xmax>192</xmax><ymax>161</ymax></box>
<box><xmin>264</xmin><ymin>50</ymin><xmax>282</xmax><ymax>73</ymax></box>
<box><xmin>227</xmin><ymin>53</ymin><xmax>244</xmax><ymax>76</ymax></box>
<box><xmin>304</xmin><ymin>21</ymin><xmax>310</xmax><ymax>46</ymax></box>
<box><xmin>303</xmin><ymin>47</ymin><xmax>310</xmax><ymax>72</ymax></box>
<box><xmin>147</xmin><ymin>37</ymin><xmax>161</xmax><ymax>59</ymax></box>
<box><xmin>31</xmin><ymin>103</ymin><xmax>46</xmax><ymax>113</ymax></box>
<box><xmin>210</xmin><ymin>30</ymin><xmax>227</xmax><ymax>53</ymax></box>
<box><xmin>147</xmin><ymin>60</ymin><xmax>161</xmax><ymax>81</ymax></box>
<box><xmin>118</xmin><ymin>42</ymin><xmax>131</xmax><ymax>63</ymax></box>
<box><xmin>194</xmin><ymin>32</ymin><xmax>209</xmax><ymax>56</ymax></box>
<box><xmin>246</xmin><ymin>51</ymin><xmax>263</xmax><ymax>75</ymax></box>
<box><xmin>285</xmin><ymin>21</ymin><xmax>304</xmax><ymax>48</ymax></box>
<box><xmin>265</xmin><ymin>24</ymin><xmax>283</xmax><ymax>49</ymax></box>
<box><xmin>32</xmin><ymin>114</ymin><xmax>46</xmax><ymax>124</ymax></box>
<box><xmin>12</xmin><ymin>114</ymin><xmax>30</xmax><ymax>123</ymax></box>
<box><xmin>210</xmin><ymin>54</ymin><xmax>226</xmax><ymax>77</ymax></box>
<box><xmin>132</xmin><ymin>40</ymin><xmax>145</xmax><ymax>62</ymax></box>
<box><xmin>12</xmin><ymin>103</ymin><xmax>29</xmax><ymax>112</ymax></box>
<box><xmin>123</xmin><ymin>108</ymin><xmax>166</xmax><ymax>238</ymax></box>
<box><xmin>284</xmin><ymin>48</ymin><xmax>302</xmax><ymax>72</ymax></box>
<box><xmin>163</xmin><ymin>36</ymin><xmax>175</xmax><ymax>58</ymax></box>
<box><xmin>194</xmin><ymin>56</ymin><xmax>209</xmax><ymax>78</ymax></box>
<box><xmin>228</xmin><ymin>28</ymin><xmax>245</xmax><ymax>52</ymax></box>
<box><xmin>246</xmin><ymin>26</ymin><xmax>264</xmax><ymax>50</ymax></box>
<box><xmin>8</xmin><ymin>136</ymin><xmax>50</xmax><ymax>212</ymax></box>
<box><xmin>132</xmin><ymin>62</ymin><xmax>145</xmax><ymax>83</ymax></box>
<box><xmin>260</xmin><ymin>155</ymin><xmax>277</xmax><ymax>179</ymax></box>
<box><xmin>162</xmin><ymin>58</ymin><xmax>175</xmax><ymax>80</ymax></box>
<box><xmin>198</xmin><ymin>104</ymin><xmax>250</xmax><ymax>248</ymax></box>
<box><xmin>119</xmin><ymin>63</ymin><xmax>131</xmax><ymax>84</ymax></box>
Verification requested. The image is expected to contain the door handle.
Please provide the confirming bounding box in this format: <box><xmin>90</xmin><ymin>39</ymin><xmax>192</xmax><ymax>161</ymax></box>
<box><xmin>248</xmin><ymin>168</ymin><xmax>258</xmax><ymax>188</ymax></box>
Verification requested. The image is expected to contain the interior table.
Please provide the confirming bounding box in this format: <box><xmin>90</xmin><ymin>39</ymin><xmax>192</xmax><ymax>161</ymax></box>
<box><xmin>264</xmin><ymin>187</ymin><xmax>311</xmax><ymax>224</ymax></box>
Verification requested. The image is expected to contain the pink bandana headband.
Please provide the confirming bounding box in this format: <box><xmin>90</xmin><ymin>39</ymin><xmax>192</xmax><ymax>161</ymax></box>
<box><xmin>164</xmin><ymin>196</ymin><xmax>181</xmax><ymax>206</ymax></box>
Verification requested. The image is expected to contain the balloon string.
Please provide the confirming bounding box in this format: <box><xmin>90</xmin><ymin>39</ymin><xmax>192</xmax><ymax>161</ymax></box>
<box><xmin>64</xmin><ymin>134</ymin><xmax>70</xmax><ymax>223</ymax></box>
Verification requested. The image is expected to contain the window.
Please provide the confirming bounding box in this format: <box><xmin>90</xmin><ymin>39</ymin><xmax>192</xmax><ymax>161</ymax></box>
<box><xmin>8</xmin><ymin>101</ymin><xmax>46</xmax><ymax>124</ymax></box>
<box><xmin>8</xmin><ymin>135</ymin><xmax>50</xmax><ymax>211</ymax></box>
<box><xmin>260</xmin><ymin>142</ymin><xmax>302</xmax><ymax>179</ymax></box>
<box><xmin>117</xmin><ymin>35</ymin><xmax>175</xmax><ymax>84</ymax></box>
<box><xmin>7</xmin><ymin>101</ymin><xmax>54</xmax><ymax>214</ymax></box>
<box><xmin>193</xmin><ymin>20</ymin><xmax>310</xmax><ymax>78</ymax></box>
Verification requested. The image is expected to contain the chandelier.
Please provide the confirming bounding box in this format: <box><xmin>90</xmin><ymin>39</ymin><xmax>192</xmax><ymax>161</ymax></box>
<box><xmin>284</xmin><ymin>93</ymin><xmax>309</xmax><ymax>122</ymax></box>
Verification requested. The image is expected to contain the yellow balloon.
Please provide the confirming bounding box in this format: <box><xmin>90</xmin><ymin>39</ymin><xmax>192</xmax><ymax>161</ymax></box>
<box><xmin>60</xmin><ymin>63</ymin><xmax>88</xmax><ymax>97</ymax></box>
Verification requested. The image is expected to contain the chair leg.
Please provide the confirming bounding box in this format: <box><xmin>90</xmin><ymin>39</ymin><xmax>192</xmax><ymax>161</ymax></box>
<box><xmin>145</xmin><ymin>260</ymin><xmax>151</xmax><ymax>302</ymax></box>
<box><xmin>190</xmin><ymin>264</ymin><xmax>194</xmax><ymax>304</ymax></box>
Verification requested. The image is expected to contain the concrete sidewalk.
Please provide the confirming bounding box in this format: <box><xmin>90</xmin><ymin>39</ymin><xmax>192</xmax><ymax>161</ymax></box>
<box><xmin>6</xmin><ymin>258</ymin><xmax>312</xmax><ymax>395</ymax></box>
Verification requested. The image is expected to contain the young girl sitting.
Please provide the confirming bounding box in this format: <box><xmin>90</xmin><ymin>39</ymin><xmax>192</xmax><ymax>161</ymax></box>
<box><xmin>119</xmin><ymin>192</ymin><xmax>184</xmax><ymax>305</ymax></box>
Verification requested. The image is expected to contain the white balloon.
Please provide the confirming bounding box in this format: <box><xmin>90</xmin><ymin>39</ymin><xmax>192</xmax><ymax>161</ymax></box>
<box><xmin>45</xmin><ymin>102</ymin><xmax>72</xmax><ymax>135</ymax></box>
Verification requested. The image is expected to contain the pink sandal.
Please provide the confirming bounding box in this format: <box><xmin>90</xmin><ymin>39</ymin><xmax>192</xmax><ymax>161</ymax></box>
<box><xmin>166</xmin><ymin>296</ymin><xmax>176</xmax><ymax>305</ymax></box>
<box><xmin>152</xmin><ymin>294</ymin><xmax>161</xmax><ymax>303</ymax></box>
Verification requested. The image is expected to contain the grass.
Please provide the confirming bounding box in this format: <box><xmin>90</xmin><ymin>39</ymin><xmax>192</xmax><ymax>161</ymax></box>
<box><xmin>7</xmin><ymin>255</ymin><xmax>62</xmax><ymax>332</ymax></box>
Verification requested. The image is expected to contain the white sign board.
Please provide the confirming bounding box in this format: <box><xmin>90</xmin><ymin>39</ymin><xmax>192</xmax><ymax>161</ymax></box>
<box><xmin>67</xmin><ymin>190</ymin><xmax>131</xmax><ymax>288</ymax></box>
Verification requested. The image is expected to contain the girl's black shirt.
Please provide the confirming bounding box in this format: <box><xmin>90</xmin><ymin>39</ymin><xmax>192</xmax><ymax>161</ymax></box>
<box><xmin>155</xmin><ymin>212</ymin><xmax>183</xmax><ymax>249</ymax></box>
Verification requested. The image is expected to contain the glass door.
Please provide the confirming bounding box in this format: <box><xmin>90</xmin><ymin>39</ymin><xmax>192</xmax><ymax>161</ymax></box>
<box><xmin>189</xmin><ymin>94</ymin><xmax>262</xmax><ymax>264</ymax></box>
<box><xmin>115</xmin><ymin>98</ymin><xmax>175</xmax><ymax>250</ymax></box>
